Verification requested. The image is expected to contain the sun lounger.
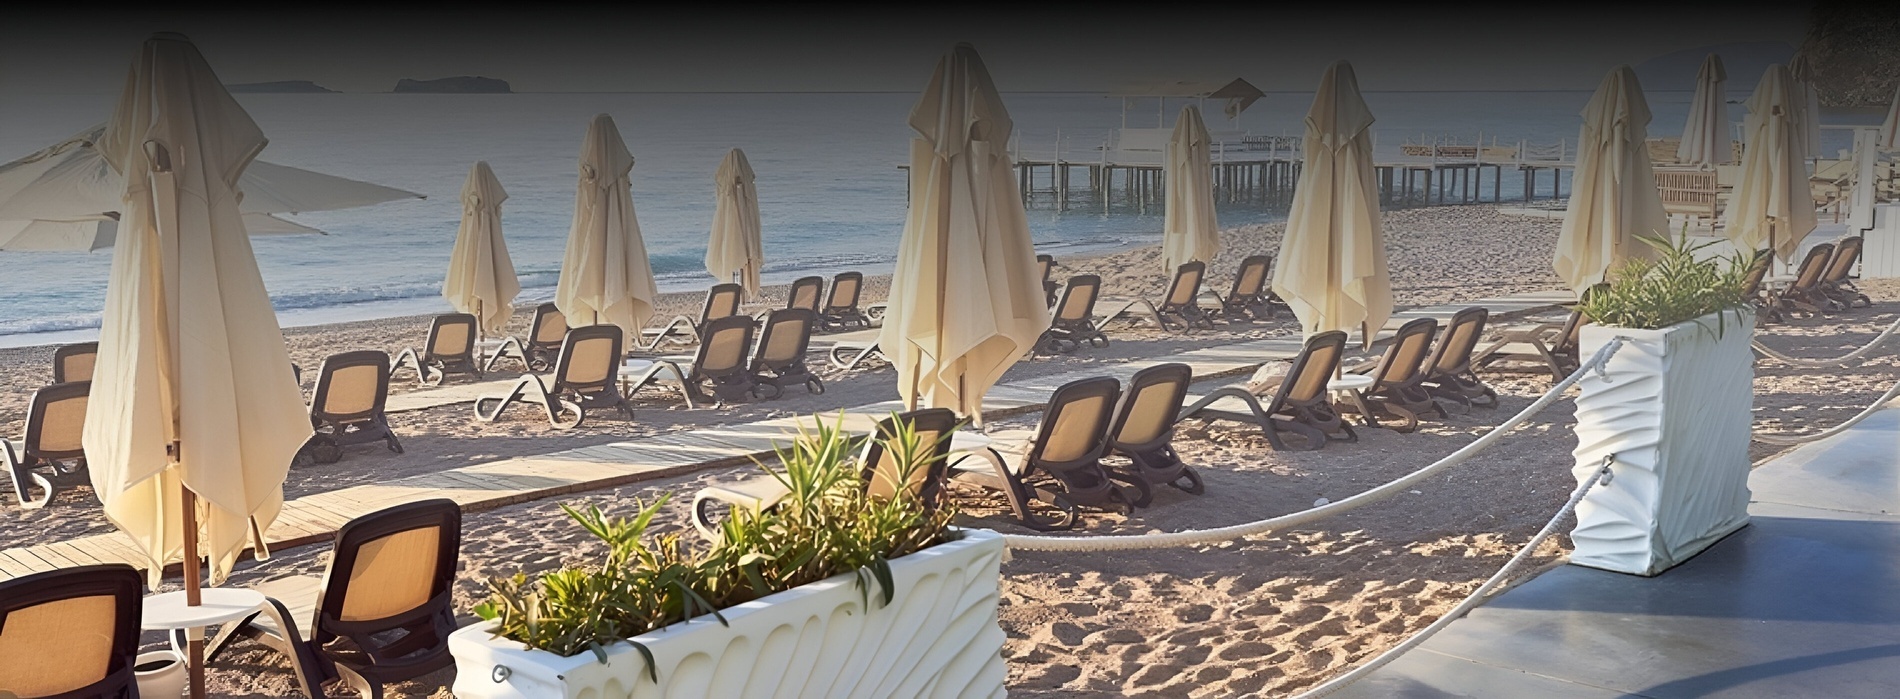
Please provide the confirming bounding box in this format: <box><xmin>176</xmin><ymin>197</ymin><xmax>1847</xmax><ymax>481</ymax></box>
<box><xmin>637</xmin><ymin>283</ymin><xmax>744</xmax><ymax>351</ymax></box>
<box><xmin>392</xmin><ymin>313</ymin><xmax>482</xmax><ymax>386</ymax></box>
<box><xmin>749</xmin><ymin>308</ymin><xmax>825</xmax><ymax>397</ymax></box>
<box><xmin>212</xmin><ymin>499</ymin><xmax>462</xmax><ymax>699</ymax></box>
<box><xmin>1037</xmin><ymin>254</ymin><xmax>1059</xmax><ymax>306</ymax></box>
<box><xmin>820</xmin><ymin>272</ymin><xmax>872</xmax><ymax>331</ymax></box>
<box><xmin>1102</xmin><ymin>261</ymin><xmax>1216</xmax><ymax>332</ymax></box>
<box><xmin>1819</xmin><ymin>236</ymin><xmax>1872</xmax><ymax>309</ymax></box>
<box><xmin>1105</xmin><ymin>363</ymin><xmax>1201</xmax><ymax>507</ymax></box>
<box><xmin>1769</xmin><ymin>243</ymin><xmax>1838</xmax><ymax>317</ymax></box>
<box><xmin>952</xmin><ymin>376</ymin><xmax>1137</xmax><ymax>530</ymax></box>
<box><xmin>1035</xmin><ymin>274</ymin><xmax>1110</xmax><ymax>354</ymax></box>
<box><xmin>4</xmin><ymin>381</ymin><xmax>89</xmax><ymax>509</ymax></box>
<box><xmin>0</xmin><ymin>564</ymin><xmax>144</xmax><ymax>699</ymax></box>
<box><xmin>691</xmin><ymin>408</ymin><xmax>961</xmax><ymax>538</ymax></box>
<box><xmin>1205</xmin><ymin>254</ymin><xmax>1281</xmax><ymax>322</ymax></box>
<box><xmin>301</xmin><ymin>350</ymin><xmax>402</xmax><ymax>464</ymax></box>
<box><xmin>1347</xmin><ymin>317</ymin><xmax>1444</xmax><ymax>432</ymax></box>
<box><xmin>51</xmin><ymin>341</ymin><xmax>97</xmax><ymax>384</ymax></box>
<box><xmin>1423</xmin><ymin>307</ymin><xmax>1500</xmax><ymax>410</ymax></box>
<box><xmin>622</xmin><ymin>314</ymin><xmax>761</xmax><ymax>408</ymax></box>
<box><xmin>475</xmin><ymin>325</ymin><xmax>634</xmax><ymax>429</ymax></box>
<box><xmin>1475</xmin><ymin>306</ymin><xmax>1585</xmax><ymax>381</ymax></box>
<box><xmin>822</xmin><ymin>328</ymin><xmax>889</xmax><ymax>373</ymax></box>
<box><xmin>485</xmin><ymin>303</ymin><xmax>567</xmax><ymax>372</ymax></box>
<box><xmin>1179</xmin><ymin>330</ymin><xmax>1354</xmax><ymax>450</ymax></box>
<box><xmin>1739</xmin><ymin>250</ymin><xmax>1780</xmax><ymax>323</ymax></box>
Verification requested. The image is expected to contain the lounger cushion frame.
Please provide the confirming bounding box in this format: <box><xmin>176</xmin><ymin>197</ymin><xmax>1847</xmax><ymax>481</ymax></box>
<box><xmin>5</xmin><ymin>380</ymin><xmax>90</xmax><ymax>509</ymax></box>
<box><xmin>0</xmin><ymin>564</ymin><xmax>144</xmax><ymax>699</ymax></box>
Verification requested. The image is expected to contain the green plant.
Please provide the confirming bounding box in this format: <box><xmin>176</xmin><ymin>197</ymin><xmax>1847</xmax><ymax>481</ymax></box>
<box><xmin>473</xmin><ymin>412</ymin><xmax>959</xmax><ymax>671</ymax></box>
<box><xmin>1576</xmin><ymin>228</ymin><xmax>1757</xmax><ymax>331</ymax></box>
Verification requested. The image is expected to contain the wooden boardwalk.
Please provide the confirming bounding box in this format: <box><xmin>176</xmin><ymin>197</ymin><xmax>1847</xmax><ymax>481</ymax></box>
<box><xmin>0</xmin><ymin>293</ymin><xmax>1569</xmax><ymax>582</ymax></box>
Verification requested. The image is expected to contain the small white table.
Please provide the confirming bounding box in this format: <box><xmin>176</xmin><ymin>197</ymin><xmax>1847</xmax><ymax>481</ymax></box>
<box><xmin>1327</xmin><ymin>373</ymin><xmax>1381</xmax><ymax>428</ymax></box>
<box><xmin>142</xmin><ymin>587</ymin><xmax>268</xmax><ymax>657</ymax></box>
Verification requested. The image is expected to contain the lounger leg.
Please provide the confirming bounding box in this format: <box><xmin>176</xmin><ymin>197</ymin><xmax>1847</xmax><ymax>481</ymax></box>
<box><xmin>473</xmin><ymin>376</ymin><xmax>538</xmax><ymax>422</ymax></box>
<box><xmin>4</xmin><ymin>447</ymin><xmax>52</xmax><ymax>509</ymax></box>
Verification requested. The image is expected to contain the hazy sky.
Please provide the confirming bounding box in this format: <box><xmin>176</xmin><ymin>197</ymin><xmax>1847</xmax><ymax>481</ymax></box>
<box><xmin>1</xmin><ymin>6</ymin><xmax>1814</xmax><ymax>94</ymax></box>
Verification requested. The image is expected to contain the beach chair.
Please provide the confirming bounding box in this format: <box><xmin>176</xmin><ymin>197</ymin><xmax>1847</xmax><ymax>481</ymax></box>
<box><xmin>1767</xmin><ymin>243</ymin><xmax>1838</xmax><ymax>317</ymax></box>
<box><xmin>1423</xmin><ymin>307</ymin><xmax>1500</xmax><ymax>410</ymax></box>
<box><xmin>51</xmin><ymin>341</ymin><xmax>97</xmax><ymax>384</ymax></box>
<box><xmin>1205</xmin><ymin>255</ymin><xmax>1280</xmax><ymax>322</ymax></box>
<box><xmin>820</xmin><ymin>272</ymin><xmax>871</xmax><ymax>331</ymax></box>
<box><xmin>622</xmin><ymin>315</ymin><xmax>761</xmax><ymax>408</ymax></box>
<box><xmin>1739</xmin><ymin>249</ymin><xmax>1781</xmax><ymax>323</ymax></box>
<box><xmin>749</xmin><ymin>308</ymin><xmax>825</xmax><ymax>397</ymax></box>
<box><xmin>1347</xmin><ymin>317</ymin><xmax>1444</xmax><ymax>432</ymax></box>
<box><xmin>4</xmin><ymin>381</ymin><xmax>89</xmax><ymax>509</ymax></box>
<box><xmin>1105</xmin><ymin>363</ymin><xmax>1201</xmax><ymax>507</ymax></box>
<box><xmin>475</xmin><ymin>325</ymin><xmax>634</xmax><ymax>429</ymax></box>
<box><xmin>952</xmin><ymin>376</ymin><xmax>1138</xmax><ymax>530</ymax></box>
<box><xmin>1035</xmin><ymin>274</ymin><xmax>1110</xmax><ymax>354</ymax></box>
<box><xmin>301</xmin><ymin>350</ymin><xmax>402</xmax><ymax>465</ymax></box>
<box><xmin>1179</xmin><ymin>330</ymin><xmax>1354</xmax><ymax>450</ymax></box>
<box><xmin>1819</xmin><ymin>236</ymin><xmax>1872</xmax><ymax>309</ymax></box>
<box><xmin>391</xmin><ymin>313</ymin><xmax>482</xmax><ymax>386</ymax></box>
<box><xmin>212</xmin><ymin>499</ymin><xmax>462</xmax><ymax>699</ymax></box>
<box><xmin>485</xmin><ymin>303</ymin><xmax>567</xmax><ymax>372</ymax></box>
<box><xmin>640</xmin><ymin>283</ymin><xmax>745</xmax><ymax>351</ymax></box>
<box><xmin>0</xmin><ymin>564</ymin><xmax>144</xmax><ymax>699</ymax></box>
<box><xmin>1103</xmin><ymin>261</ymin><xmax>1216</xmax><ymax>332</ymax></box>
<box><xmin>827</xmin><ymin>336</ymin><xmax>888</xmax><ymax>373</ymax></box>
<box><xmin>1037</xmin><ymin>254</ymin><xmax>1059</xmax><ymax>307</ymax></box>
<box><xmin>690</xmin><ymin>408</ymin><xmax>961</xmax><ymax>538</ymax></box>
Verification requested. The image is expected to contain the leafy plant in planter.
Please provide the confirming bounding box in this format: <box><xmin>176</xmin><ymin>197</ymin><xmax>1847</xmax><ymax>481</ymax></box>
<box><xmin>1576</xmin><ymin>230</ymin><xmax>1757</xmax><ymax>331</ymax></box>
<box><xmin>472</xmin><ymin>414</ymin><xmax>958</xmax><ymax>671</ymax></box>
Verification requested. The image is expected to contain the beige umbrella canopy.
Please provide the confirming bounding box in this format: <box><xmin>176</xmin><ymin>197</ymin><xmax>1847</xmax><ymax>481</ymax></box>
<box><xmin>1553</xmin><ymin>66</ymin><xmax>1669</xmax><ymax>295</ymax></box>
<box><xmin>1788</xmin><ymin>52</ymin><xmax>1824</xmax><ymax>158</ymax></box>
<box><xmin>1677</xmin><ymin>54</ymin><xmax>1731</xmax><ymax>167</ymax></box>
<box><xmin>443</xmin><ymin>161</ymin><xmax>519</xmax><ymax>336</ymax></box>
<box><xmin>705</xmin><ymin>148</ymin><xmax>764</xmax><ymax>299</ymax></box>
<box><xmin>556</xmin><ymin>114</ymin><xmax>658</xmax><ymax>342</ymax></box>
<box><xmin>1272</xmin><ymin>60</ymin><xmax>1391</xmax><ymax>346</ymax></box>
<box><xmin>881</xmin><ymin>43</ymin><xmax>1050</xmax><ymax>421</ymax></box>
<box><xmin>1728</xmin><ymin>65</ymin><xmax>1817</xmax><ymax>262</ymax></box>
<box><xmin>1162</xmin><ymin>104</ymin><xmax>1220</xmax><ymax>272</ymax></box>
<box><xmin>1879</xmin><ymin>84</ymin><xmax>1900</xmax><ymax>150</ymax></box>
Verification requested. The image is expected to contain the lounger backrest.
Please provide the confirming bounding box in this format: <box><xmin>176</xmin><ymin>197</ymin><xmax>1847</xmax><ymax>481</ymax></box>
<box><xmin>1030</xmin><ymin>376</ymin><xmax>1121</xmax><ymax>467</ymax></box>
<box><xmin>0</xmin><ymin>564</ymin><xmax>142</xmax><ymax>699</ymax></box>
<box><xmin>52</xmin><ymin>342</ymin><xmax>98</xmax><ymax>384</ymax></box>
<box><xmin>1054</xmin><ymin>275</ymin><xmax>1103</xmax><ymax>323</ymax></box>
<box><xmin>1425</xmin><ymin>307</ymin><xmax>1488</xmax><ymax>376</ymax></box>
<box><xmin>1036</xmin><ymin>254</ymin><xmax>1056</xmax><ymax>284</ymax></box>
<box><xmin>1372</xmin><ymin>318</ymin><xmax>1438</xmax><ymax>386</ymax></box>
<box><xmin>426</xmin><ymin>313</ymin><xmax>477</xmax><ymax>360</ymax></box>
<box><xmin>23</xmin><ymin>381</ymin><xmax>89</xmax><ymax>461</ymax></box>
<box><xmin>314</xmin><ymin>499</ymin><xmax>459</xmax><ymax>643</ymax></box>
<box><xmin>693</xmin><ymin>315</ymin><xmax>757</xmax><ymax>377</ymax></box>
<box><xmin>1790</xmin><ymin>243</ymin><xmax>1834</xmax><ymax>291</ymax></box>
<box><xmin>552</xmin><ymin>325</ymin><xmax>624</xmax><ymax>393</ymax></box>
<box><xmin>788</xmin><ymin>276</ymin><xmax>825</xmax><ymax>313</ymax></box>
<box><xmin>702</xmin><ymin>283</ymin><xmax>744</xmax><ymax>325</ymax></box>
<box><xmin>529</xmin><ymin>303</ymin><xmax>568</xmax><ymax>347</ymax></box>
<box><xmin>1230</xmin><ymin>255</ymin><xmax>1271</xmax><ymax>298</ymax></box>
<box><xmin>826</xmin><ymin>272</ymin><xmax>864</xmax><ymax>312</ymax></box>
<box><xmin>753</xmin><ymin>309</ymin><xmax>816</xmax><ymax>368</ymax></box>
<box><xmin>1109</xmin><ymin>363</ymin><xmax>1191</xmax><ymax>451</ymax></box>
<box><xmin>1164</xmin><ymin>262</ymin><xmax>1206</xmax><ymax>307</ymax></box>
<box><xmin>1823</xmin><ymin>236</ymin><xmax>1863</xmax><ymax>284</ymax></box>
<box><xmin>1740</xmin><ymin>250</ymin><xmax>1772</xmax><ymax>297</ymax></box>
<box><xmin>1554</xmin><ymin>307</ymin><xmax>1588</xmax><ymax>354</ymax></box>
<box><xmin>861</xmin><ymin>408</ymin><xmax>960</xmax><ymax>505</ymax></box>
<box><xmin>311</xmin><ymin>350</ymin><xmax>392</xmax><ymax>424</ymax></box>
<box><xmin>1282</xmin><ymin>331</ymin><xmax>1347</xmax><ymax>404</ymax></box>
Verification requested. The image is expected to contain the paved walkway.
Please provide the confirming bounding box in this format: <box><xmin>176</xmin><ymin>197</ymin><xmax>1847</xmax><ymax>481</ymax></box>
<box><xmin>1333</xmin><ymin>402</ymin><xmax>1900</xmax><ymax>698</ymax></box>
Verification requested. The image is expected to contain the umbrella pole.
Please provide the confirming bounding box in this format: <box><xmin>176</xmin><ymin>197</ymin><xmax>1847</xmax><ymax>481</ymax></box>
<box><xmin>179</xmin><ymin>481</ymin><xmax>208</xmax><ymax>699</ymax></box>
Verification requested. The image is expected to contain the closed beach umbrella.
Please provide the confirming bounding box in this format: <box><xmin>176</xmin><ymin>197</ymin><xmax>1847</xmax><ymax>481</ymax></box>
<box><xmin>1162</xmin><ymin>104</ymin><xmax>1220</xmax><ymax>272</ymax></box>
<box><xmin>1789</xmin><ymin>52</ymin><xmax>1823</xmax><ymax>158</ymax></box>
<box><xmin>1553</xmin><ymin>66</ymin><xmax>1669</xmax><ymax>294</ymax></box>
<box><xmin>881</xmin><ymin>44</ymin><xmax>1050</xmax><ymax>420</ymax></box>
<box><xmin>705</xmin><ymin>148</ymin><xmax>764</xmax><ymax>299</ymax></box>
<box><xmin>1677</xmin><ymin>54</ymin><xmax>1730</xmax><ymax>167</ymax></box>
<box><xmin>1272</xmin><ymin>60</ymin><xmax>1391</xmax><ymax>345</ymax></box>
<box><xmin>1879</xmin><ymin>84</ymin><xmax>1900</xmax><ymax>150</ymax></box>
<box><xmin>556</xmin><ymin>114</ymin><xmax>658</xmax><ymax>342</ymax></box>
<box><xmin>1728</xmin><ymin>65</ymin><xmax>1816</xmax><ymax>262</ymax></box>
<box><xmin>83</xmin><ymin>33</ymin><xmax>311</xmax><ymax>696</ymax></box>
<box><xmin>443</xmin><ymin>161</ymin><xmax>518</xmax><ymax>336</ymax></box>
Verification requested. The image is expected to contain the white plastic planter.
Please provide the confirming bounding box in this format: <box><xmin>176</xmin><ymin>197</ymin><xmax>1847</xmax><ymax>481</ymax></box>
<box><xmin>450</xmin><ymin>528</ymin><xmax>1008</xmax><ymax>699</ymax></box>
<box><xmin>1570</xmin><ymin>310</ymin><xmax>1756</xmax><ymax>576</ymax></box>
<box><xmin>133</xmin><ymin>650</ymin><xmax>187</xmax><ymax>698</ymax></box>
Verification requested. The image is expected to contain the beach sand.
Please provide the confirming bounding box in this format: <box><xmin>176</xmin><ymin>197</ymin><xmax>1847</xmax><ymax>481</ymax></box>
<box><xmin>4</xmin><ymin>204</ymin><xmax>1895</xmax><ymax>697</ymax></box>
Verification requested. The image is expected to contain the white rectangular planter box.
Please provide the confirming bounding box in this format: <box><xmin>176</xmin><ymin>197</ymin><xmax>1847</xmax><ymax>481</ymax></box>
<box><xmin>450</xmin><ymin>528</ymin><xmax>1008</xmax><ymax>699</ymax></box>
<box><xmin>1570</xmin><ymin>310</ymin><xmax>1756</xmax><ymax>576</ymax></box>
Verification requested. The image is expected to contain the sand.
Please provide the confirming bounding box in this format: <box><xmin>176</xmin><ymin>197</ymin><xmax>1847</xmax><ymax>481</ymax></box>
<box><xmin>5</xmin><ymin>204</ymin><xmax>1896</xmax><ymax>697</ymax></box>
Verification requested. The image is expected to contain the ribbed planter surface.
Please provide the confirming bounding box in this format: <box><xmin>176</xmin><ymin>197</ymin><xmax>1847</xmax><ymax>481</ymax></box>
<box><xmin>1570</xmin><ymin>310</ymin><xmax>1755</xmax><ymax>576</ymax></box>
<box><xmin>450</xmin><ymin>528</ymin><xmax>1007</xmax><ymax>699</ymax></box>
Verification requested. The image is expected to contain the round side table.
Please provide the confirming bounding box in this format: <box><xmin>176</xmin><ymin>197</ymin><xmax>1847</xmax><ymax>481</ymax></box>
<box><xmin>1327</xmin><ymin>373</ymin><xmax>1381</xmax><ymax>428</ymax></box>
<box><xmin>142</xmin><ymin>587</ymin><xmax>268</xmax><ymax>660</ymax></box>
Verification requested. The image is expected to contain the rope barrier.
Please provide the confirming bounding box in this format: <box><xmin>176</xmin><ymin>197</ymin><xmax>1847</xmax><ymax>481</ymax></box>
<box><xmin>999</xmin><ymin>337</ymin><xmax>1627</xmax><ymax>552</ymax></box>
<box><xmin>1752</xmin><ymin>315</ymin><xmax>1900</xmax><ymax>367</ymax></box>
<box><xmin>1290</xmin><ymin>457</ymin><xmax>1617</xmax><ymax>698</ymax></box>
<box><xmin>1753</xmin><ymin>376</ymin><xmax>1900</xmax><ymax>445</ymax></box>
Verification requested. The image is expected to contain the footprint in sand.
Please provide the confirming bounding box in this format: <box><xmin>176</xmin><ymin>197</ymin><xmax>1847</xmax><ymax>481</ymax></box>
<box><xmin>1174</xmin><ymin>603</ymin><xmax>1216</xmax><ymax>623</ymax></box>
<box><xmin>1215</xmin><ymin>640</ymin><xmax>1278</xmax><ymax>661</ymax></box>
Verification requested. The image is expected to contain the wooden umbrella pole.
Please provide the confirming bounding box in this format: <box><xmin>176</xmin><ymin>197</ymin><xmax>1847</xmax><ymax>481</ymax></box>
<box><xmin>178</xmin><ymin>476</ymin><xmax>207</xmax><ymax>699</ymax></box>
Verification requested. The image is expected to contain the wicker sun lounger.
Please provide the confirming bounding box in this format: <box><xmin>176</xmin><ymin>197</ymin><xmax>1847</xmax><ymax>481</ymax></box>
<box><xmin>952</xmin><ymin>376</ymin><xmax>1138</xmax><ymax>530</ymax></box>
<box><xmin>475</xmin><ymin>325</ymin><xmax>634</xmax><ymax>429</ymax></box>
<box><xmin>1179</xmin><ymin>330</ymin><xmax>1354</xmax><ymax>450</ymax></box>
<box><xmin>1035</xmin><ymin>274</ymin><xmax>1110</xmax><ymax>354</ymax></box>
<box><xmin>52</xmin><ymin>341</ymin><xmax>98</xmax><ymax>384</ymax></box>
<box><xmin>4</xmin><ymin>381</ymin><xmax>90</xmax><ymax>509</ymax></box>
<box><xmin>1105</xmin><ymin>363</ymin><xmax>1201</xmax><ymax>507</ymax></box>
<box><xmin>820</xmin><ymin>272</ymin><xmax>873</xmax><ymax>331</ymax></box>
<box><xmin>1771</xmin><ymin>243</ymin><xmax>1839</xmax><ymax>317</ymax></box>
<box><xmin>0</xmin><ymin>564</ymin><xmax>145</xmax><ymax>698</ymax></box>
<box><xmin>623</xmin><ymin>314</ymin><xmax>761</xmax><ymax>408</ymax></box>
<box><xmin>486</xmin><ymin>303</ymin><xmax>567</xmax><ymax>372</ymax></box>
<box><xmin>638</xmin><ymin>283</ymin><xmax>744</xmax><ymax>351</ymax></box>
<box><xmin>1205</xmin><ymin>254</ymin><xmax>1282</xmax><ymax>322</ymax></box>
<box><xmin>301</xmin><ymin>350</ymin><xmax>402</xmax><ymax>464</ymax></box>
<box><xmin>749</xmin><ymin>308</ymin><xmax>825</xmax><ymax>398</ymax></box>
<box><xmin>1347</xmin><ymin>318</ymin><xmax>1444</xmax><ymax>432</ymax></box>
<box><xmin>1102</xmin><ymin>261</ymin><xmax>1216</xmax><ymax>332</ymax></box>
<box><xmin>392</xmin><ymin>313</ymin><xmax>482</xmax><ymax>386</ymax></box>
<box><xmin>1819</xmin><ymin>236</ymin><xmax>1871</xmax><ymax>309</ymax></box>
<box><xmin>1422</xmin><ymin>307</ymin><xmax>1499</xmax><ymax>410</ymax></box>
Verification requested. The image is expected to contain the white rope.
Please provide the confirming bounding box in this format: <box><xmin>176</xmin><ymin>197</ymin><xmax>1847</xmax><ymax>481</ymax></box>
<box><xmin>1290</xmin><ymin>457</ymin><xmax>1616</xmax><ymax>699</ymax></box>
<box><xmin>1753</xmin><ymin>376</ymin><xmax>1900</xmax><ymax>445</ymax></box>
<box><xmin>1752</xmin><ymin>315</ymin><xmax>1900</xmax><ymax>367</ymax></box>
<box><xmin>1000</xmin><ymin>337</ymin><xmax>1628</xmax><ymax>552</ymax></box>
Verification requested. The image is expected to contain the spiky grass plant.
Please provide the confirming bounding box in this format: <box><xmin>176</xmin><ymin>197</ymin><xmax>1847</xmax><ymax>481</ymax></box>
<box><xmin>1576</xmin><ymin>229</ymin><xmax>1755</xmax><ymax>332</ymax></box>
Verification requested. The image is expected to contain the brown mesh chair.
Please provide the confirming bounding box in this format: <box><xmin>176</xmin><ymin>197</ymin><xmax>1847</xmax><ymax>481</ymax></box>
<box><xmin>1105</xmin><ymin>363</ymin><xmax>1201</xmax><ymax>507</ymax></box>
<box><xmin>391</xmin><ymin>313</ymin><xmax>481</xmax><ymax>385</ymax></box>
<box><xmin>749</xmin><ymin>308</ymin><xmax>823</xmax><ymax>398</ymax></box>
<box><xmin>624</xmin><ymin>314</ymin><xmax>760</xmax><ymax>408</ymax></box>
<box><xmin>1103</xmin><ymin>261</ymin><xmax>1216</xmax><ymax>332</ymax></box>
<box><xmin>5</xmin><ymin>381</ymin><xmax>90</xmax><ymax>509</ymax></box>
<box><xmin>0</xmin><ymin>564</ymin><xmax>144</xmax><ymax>699</ymax></box>
<box><xmin>301</xmin><ymin>351</ymin><xmax>402</xmax><ymax>465</ymax></box>
<box><xmin>820</xmin><ymin>272</ymin><xmax>871</xmax><ymax>331</ymax></box>
<box><xmin>475</xmin><ymin>325</ymin><xmax>634</xmax><ymax>429</ymax></box>
<box><xmin>1035</xmin><ymin>274</ymin><xmax>1110</xmax><ymax>354</ymax></box>
<box><xmin>1475</xmin><ymin>307</ymin><xmax>1585</xmax><ymax>382</ymax></box>
<box><xmin>212</xmin><ymin>499</ymin><xmax>461</xmax><ymax>699</ymax></box>
<box><xmin>1180</xmin><ymin>330</ymin><xmax>1354</xmax><ymax>450</ymax></box>
<box><xmin>1424</xmin><ymin>307</ymin><xmax>1500</xmax><ymax>410</ymax></box>
<box><xmin>1348</xmin><ymin>318</ymin><xmax>1444</xmax><ymax>432</ymax></box>
<box><xmin>1769</xmin><ymin>243</ymin><xmax>1839</xmax><ymax>317</ymax></box>
<box><xmin>953</xmin><ymin>376</ymin><xmax>1137</xmax><ymax>530</ymax></box>
<box><xmin>640</xmin><ymin>283</ymin><xmax>745</xmax><ymax>351</ymax></box>
<box><xmin>1820</xmin><ymin>236</ymin><xmax>1872</xmax><ymax>309</ymax></box>
<box><xmin>486</xmin><ymin>303</ymin><xmax>567</xmax><ymax>372</ymax></box>
<box><xmin>1036</xmin><ymin>254</ymin><xmax>1059</xmax><ymax>307</ymax></box>
<box><xmin>1207</xmin><ymin>255</ymin><xmax>1279</xmax><ymax>322</ymax></box>
<box><xmin>691</xmin><ymin>408</ymin><xmax>961</xmax><ymax>538</ymax></box>
<box><xmin>52</xmin><ymin>342</ymin><xmax>98</xmax><ymax>384</ymax></box>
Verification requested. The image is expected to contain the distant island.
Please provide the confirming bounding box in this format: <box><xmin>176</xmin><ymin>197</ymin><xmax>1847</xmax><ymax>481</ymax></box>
<box><xmin>227</xmin><ymin>80</ymin><xmax>336</xmax><ymax>93</ymax></box>
<box><xmin>393</xmin><ymin>76</ymin><xmax>512</xmax><ymax>94</ymax></box>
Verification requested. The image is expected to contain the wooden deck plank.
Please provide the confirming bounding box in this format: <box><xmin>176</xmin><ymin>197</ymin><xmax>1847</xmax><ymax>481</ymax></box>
<box><xmin>0</xmin><ymin>550</ymin><xmax>40</xmax><ymax>577</ymax></box>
